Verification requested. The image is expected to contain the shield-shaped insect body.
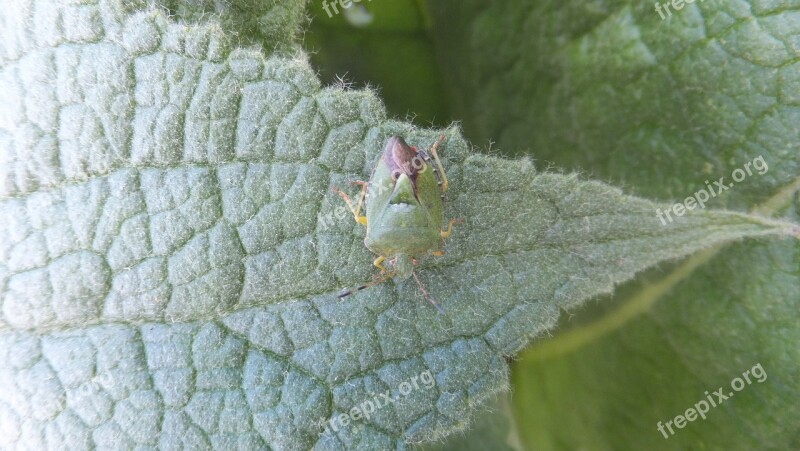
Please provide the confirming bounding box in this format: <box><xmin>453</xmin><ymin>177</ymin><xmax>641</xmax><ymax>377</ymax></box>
<box><xmin>333</xmin><ymin>135</ymin><xmax>461</xmax><ymax>312</ymax></box>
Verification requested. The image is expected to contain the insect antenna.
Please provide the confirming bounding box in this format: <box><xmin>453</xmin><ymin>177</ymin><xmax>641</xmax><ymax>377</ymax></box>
<box><xmin>412</xmin><ymin>272</ymin><xmax>445</xmax><ymax>314</ymax></box>
<box><xmin>337</xmin><ymin>270</ymin><xmax>398</xmax><ymax>299</ymax></box>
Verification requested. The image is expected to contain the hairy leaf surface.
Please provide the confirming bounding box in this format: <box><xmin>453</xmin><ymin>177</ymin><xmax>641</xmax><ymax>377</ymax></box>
<box><xmin>0</xmin><ymin>1</ymin><xmax>797</xmax><ymax>449</ymax></box>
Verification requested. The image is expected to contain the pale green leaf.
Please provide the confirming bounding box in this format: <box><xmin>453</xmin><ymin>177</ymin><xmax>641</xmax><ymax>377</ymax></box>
<box><xmin>0</xmin><ymin>1</ymin><xmax>797</xmax><ymax>449</ymax></box>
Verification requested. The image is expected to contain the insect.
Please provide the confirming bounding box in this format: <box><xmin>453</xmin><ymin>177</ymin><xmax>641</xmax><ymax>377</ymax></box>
<box><xmin>333</xmin><ymin>135</ymin><xmax>462</xmax><ymax>312</ymax></box>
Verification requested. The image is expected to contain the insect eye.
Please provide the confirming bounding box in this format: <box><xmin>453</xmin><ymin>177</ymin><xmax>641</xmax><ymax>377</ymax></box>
<box><xmin>391</xmin><ymin>169</ymin><xmax>402</xmax><ymax>180</ymax></box>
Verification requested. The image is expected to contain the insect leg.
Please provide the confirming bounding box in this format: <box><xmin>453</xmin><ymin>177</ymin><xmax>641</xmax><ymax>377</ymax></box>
<box><xmin>350</xmin><ymin>180</ymin><xmax>369</xmax><ymax>216</ymax></box>
<box><xmin>428</xmin><ymin>135</ymin><xmax>449</xmax><ymax>193</ymax></box>
<box><xmin>332</xmin><ymin>183</ymin><xmax>368</xmax><ymax>226</ymax></box>
<box><xmin>373</xmin><ymin>255</ymin><xmax>387</xmax><ymax>272</ymax></box>
<box><xmin>440</xmin><ymin>218</ymin><xmax>464</xmax><ymax>239</ymax></box>
<box><xmin>337</xmin><ymin>270</ymin><xmax>397</xmax><ymax>299</ymax></box>
<box><xmin>412</xmin><ymin>272</ymin><xmax>445</xmax><ymax>314</ymax></box>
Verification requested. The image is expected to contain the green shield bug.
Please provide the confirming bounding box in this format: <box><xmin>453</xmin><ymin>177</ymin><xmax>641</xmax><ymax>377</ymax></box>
<box><xmin>333</xmin><ymin>135</ymin><xmax>461</xmax><ymax>313</ymax></box>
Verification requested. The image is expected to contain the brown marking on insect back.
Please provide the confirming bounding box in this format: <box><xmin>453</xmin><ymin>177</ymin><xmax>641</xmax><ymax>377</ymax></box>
<box><xmin>383</xmin><ymin>136</ymin><xmax>423</xmax><ymax>186</ymax></box>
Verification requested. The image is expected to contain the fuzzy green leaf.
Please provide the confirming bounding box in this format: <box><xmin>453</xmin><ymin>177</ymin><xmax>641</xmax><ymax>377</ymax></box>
<box><xmin>0</xmin><ymin>1</ymin><xmax>797</xmax><ymax>449</ymax></box>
